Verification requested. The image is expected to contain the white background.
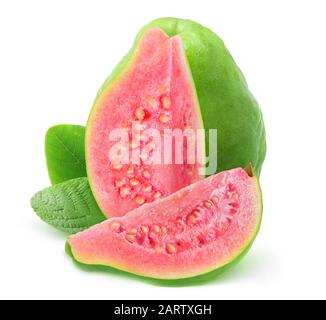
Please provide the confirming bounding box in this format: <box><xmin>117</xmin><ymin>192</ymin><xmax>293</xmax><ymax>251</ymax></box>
<box><xmin>0</xmin><ymin>0</ymin><xmax>325</xmax><ymax>300</ymax></box>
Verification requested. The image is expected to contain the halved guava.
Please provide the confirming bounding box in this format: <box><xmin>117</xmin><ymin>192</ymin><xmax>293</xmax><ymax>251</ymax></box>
<box><xmin>86</xmin><ymin>28</ymin><xmax>204</xmax><ymax>218</ymax></box>
<box><xmin>67</xmin><ymin>167</ymin><xmax>262</xmax><ymax>280</ymax></box>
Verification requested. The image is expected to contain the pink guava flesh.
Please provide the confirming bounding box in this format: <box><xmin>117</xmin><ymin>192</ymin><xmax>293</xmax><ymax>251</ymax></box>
<box><xmin>86</xmin><ymin>28</ymin><xmax>204</xmax><ymax>218</ymax></box>
<box><xmin>68</xmin><ymin>168</ymin><xmax>262</xmax><ymax>280</ymax></box>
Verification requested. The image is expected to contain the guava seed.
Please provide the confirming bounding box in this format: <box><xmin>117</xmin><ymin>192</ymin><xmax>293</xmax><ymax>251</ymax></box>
<box><xmin>120</xmin><ymin>187</ymin><xmax>131</xmax><ymax>198</ymax></box>
<box><xmin>159</xmin><ymin>113</ymin><xmax>171</xmax><ymax>123</ymax></box>
<box><xmin>166</xmin><ymin>243</ymin><xmax>177</xmax><ymax>254</ymax></box>
<box><xmin>161</xmin><ymin>96</ymin><xmax>171</xmax><ymax>109</ymax></box>
<box><xmin>134</xmin><ymin>108</ymin><xmax>145</xmax><ymax>120</ymax></box>
<box><xmin>135</xmin><ymin>195</ymin><xmax>145</xmax><ymax>205</ymax></box>
<box><xmin>151</xmin><ymin>225</ymin><xmax>161</xmax><ymax>233</ymax></box>
<box><xmin>110</xmin><ymin>222</ymin><xmax>122</xmax><ymax>232</ymax></box>
<box><xmin>126</xmin><ymin>234</ymin><xmax>136</xmax><ymax>243</ymax></box>
<box><xmin>130</xmin><ymin>178</ymin><xmax>140</xmax><ymax>186</ymax></box>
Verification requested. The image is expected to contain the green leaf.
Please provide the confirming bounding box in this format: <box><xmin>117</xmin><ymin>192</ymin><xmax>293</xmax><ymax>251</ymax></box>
<box><xmin>31</xmin><ymin>178</ymin><xmax>106</xmax><ymax>234</ymax></box>
<box><xmin>45</xmin><ymin>125</ymin><xmax>87</xmax><ymax>185</ymax></box>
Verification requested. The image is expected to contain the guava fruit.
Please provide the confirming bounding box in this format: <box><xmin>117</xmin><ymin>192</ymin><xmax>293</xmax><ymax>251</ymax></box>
<box><xmin>86</xmin><ymin>28</ymin><xmax>204</xmax><ymax>218</ymax></box>
<box><xmin>67</xmin><ymin>167</ymin><xmax>262</xmax><ymax>280</ymax></box>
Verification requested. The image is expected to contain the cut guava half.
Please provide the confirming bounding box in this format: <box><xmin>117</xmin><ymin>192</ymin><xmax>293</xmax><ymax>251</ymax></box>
<box><xmin>86</xmin><ymin>28</ymin><xmax>204</xmax><ymax>218</ymax></box>
<box><xmin>67</xmin><ymin>167</ymin><xmax>262</xmax><ymax>280</ymax></box>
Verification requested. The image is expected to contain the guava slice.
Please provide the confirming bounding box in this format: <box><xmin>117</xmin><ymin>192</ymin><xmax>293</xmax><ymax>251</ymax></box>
<box><xmin>86</xmin><ymin>28</ymin><xmax>204</xmax><ymax>218</ymax></box>
<box><xmin>67</xmin><ymin>167</ymin><xmax>262</xmax><ymax>280</ymax></box>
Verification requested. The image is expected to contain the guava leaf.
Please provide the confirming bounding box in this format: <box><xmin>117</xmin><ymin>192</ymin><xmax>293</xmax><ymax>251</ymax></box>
<box><xmin>45</xmin><ymin>125</ymin><xmax>86</xmax><ymax>185</ymax></box>
<box><xmin>31</xmin><ymin>178</ymin><xmax>106</xmax><ymax>234</ymax></box>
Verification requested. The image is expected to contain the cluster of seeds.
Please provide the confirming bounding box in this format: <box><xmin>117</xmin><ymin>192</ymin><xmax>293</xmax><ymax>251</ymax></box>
<box><xmin>113</xmin><ymin>166</ymin><xmax>162</xmax><ymax>206</ymax></box>
<box><xmin>109</xmin><ymin>221</ymin><xmax>177</xmax><ymax>254</ymax></box>
<box><xmin>134</xmin><ymin>94</ymin><xmax>172</xmax><ymax>124</ymax></box>
<box><xmin>109</xmin><ymin>182</ymin><xmax>241</xmax><ymax>254</ymax></box>
<box><xmin>111</xmin><ymin>94</ymin><xmax>173</xmax><ymax>206</ymax></box>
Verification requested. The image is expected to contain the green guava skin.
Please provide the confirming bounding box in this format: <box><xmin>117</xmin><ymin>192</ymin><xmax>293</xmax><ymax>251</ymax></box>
<box><xmin>94</xmin><ymin>18</ymin><xmax>266</xmax><ymax>176</ymax></box>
